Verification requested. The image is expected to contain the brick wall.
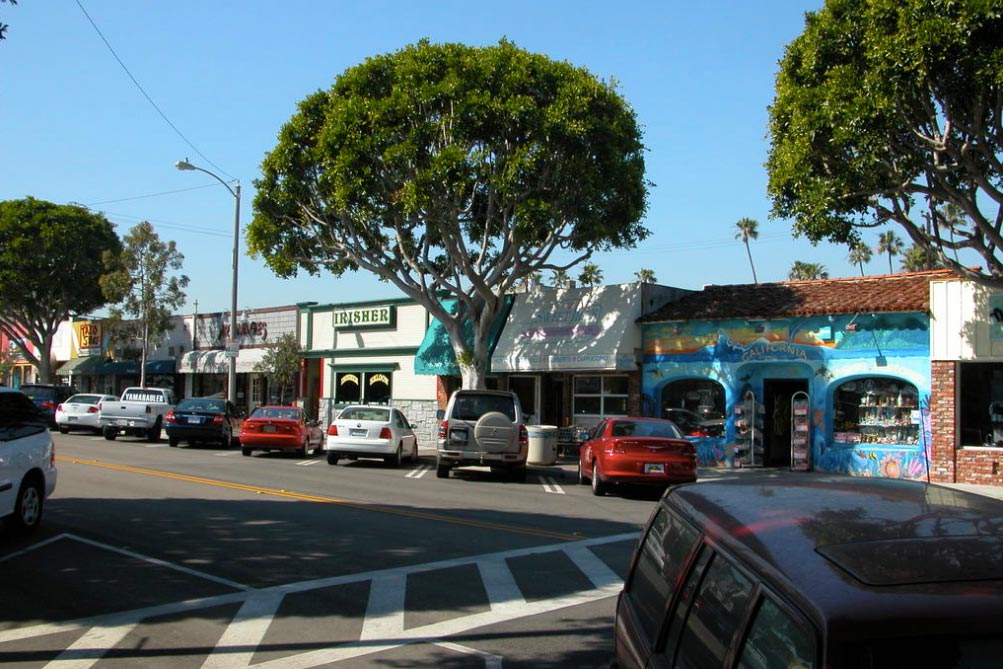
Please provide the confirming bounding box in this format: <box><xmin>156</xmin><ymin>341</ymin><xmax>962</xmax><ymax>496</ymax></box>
<box><xmin>930</xmin><ymin>360</ymin><xmax>1003</xmax><ymax>486</ymax></box>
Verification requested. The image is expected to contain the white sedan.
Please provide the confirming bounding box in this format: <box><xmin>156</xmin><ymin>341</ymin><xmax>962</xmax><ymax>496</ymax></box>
<box><xmin>55</xmin><ymin>393</ymin><xmax>120</xmax><ymax>434</ymax></box>
<box><xmin>325</xmin><ymin>405</ymin><xmax>418</xmax><ymax>467</ymax></box>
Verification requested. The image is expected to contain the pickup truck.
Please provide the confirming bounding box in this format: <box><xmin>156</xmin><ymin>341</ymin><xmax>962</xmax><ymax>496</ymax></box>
<box><xmin>99</xmin><ymin>387</ymin><xmax>177</xmax><ymax>442</ymax></box>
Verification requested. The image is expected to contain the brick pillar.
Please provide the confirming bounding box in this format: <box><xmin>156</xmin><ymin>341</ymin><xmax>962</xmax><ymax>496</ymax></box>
<box><xmin>929</xmin><ymin>361</ymin><xmax>957</xmax><ymax>483</ymax></box>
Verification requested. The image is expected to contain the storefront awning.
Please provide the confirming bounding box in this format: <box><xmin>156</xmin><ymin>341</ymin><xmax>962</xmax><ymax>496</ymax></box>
<box><xmin>328</xmin><ymin>363</ymin><xmax>400</xmax><ymax>373</ymax></box>
<box><xmin>178</xmin><ymin>348</ymin><xmax>268</xmax><ymax>374</ymax></box>
<box><xmin>414</xmin><ymin>295</ymin><xmax>514</xmax><ymax>376</ymax></box>
<box><xmin>490</xmin><ymin>284</ymin><xmax>641</xmax><ymax>372</ymax></box>
<box><xmin>93</xmin><ymin>359</ymin><xmax>177</xmax><ymax>375</ymax></box>
<box><xmin>56</xmin><ymin>356</ymin><xmax>104</xmax><ymax>376</ymax></box>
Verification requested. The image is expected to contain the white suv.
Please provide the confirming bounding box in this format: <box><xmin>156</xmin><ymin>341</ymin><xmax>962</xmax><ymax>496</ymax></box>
<box><xmin>0</xmin><ymin>387</ymin><xmax>57</xmax><ymax>533</ymax></box>
<box><xmin>436</xmin><ymin>390</ymin><xmax>528</xmax><ymax>481</ymax></box>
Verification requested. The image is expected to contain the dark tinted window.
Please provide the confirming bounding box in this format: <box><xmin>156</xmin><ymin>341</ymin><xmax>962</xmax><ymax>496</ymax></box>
<box><xmin>737</xmin><ymin>596</ymin><xmax>815</xmax><ymax>669</ymax></box>
<box><xmin>66</xmin><ymin>394</ymin><xmax>102</xmax><ymax>405</ymax></box>
<box><xmin>623</xmin><ymin>506</ymin><xmax>700</xmax><ymax>644</ymax></box>
<box><xmin>675</xmin><ymin>553</ymin><xmax>754</xmax><ymax>669</ymax></box>
<box><xmin>0</xmin><ymin>392</ymin><xmax>49</xmax><ymax>439</ymax></box>
<box><xmin>611</xmin><ymin>420</ymin><xmax>683</xmax><ymax>439</ymax></box>
<box><xmin>452</xmin><ymin>394</ymin><xmax>516</xmax><ymax>421</ymax></box>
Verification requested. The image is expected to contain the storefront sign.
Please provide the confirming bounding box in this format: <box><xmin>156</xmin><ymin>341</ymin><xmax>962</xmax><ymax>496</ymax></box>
<box><xmin>333</xmin><ymin>306</ymin><xmax>394</xmax><ymax>329</ymax></box>
<box><xmin>75</xmin><ymin>321</ymin><xmax>102</xmax><ymax>356</ymax></box>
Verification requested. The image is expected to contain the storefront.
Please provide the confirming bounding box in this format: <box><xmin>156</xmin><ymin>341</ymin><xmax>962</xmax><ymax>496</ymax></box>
<box><xmin>928</xmin><ymin>277</ymin><xmax>1003</xmax><ymax>486</ymax></box>
<box><xmin>640</xmin><ymin>272</ymin><xmax>950</xmax><ymax>479</ymax></box>
<box><xmin>178</xmin><ymin>305</ymin><xmax>298</xmax><ymax>414</ymax></box>
<box><xmin>487</xmin><ymin>283</ymin><xmax>687</xmax><ymax>429</ymax></box>
<box><xmin>299</xmin><ymin>298</ymin><xmax>438</xmax><ymax>442</ymax></box>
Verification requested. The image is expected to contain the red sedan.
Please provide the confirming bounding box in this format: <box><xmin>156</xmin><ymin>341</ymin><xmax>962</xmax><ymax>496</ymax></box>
<box><xmin>578</xmin><ymin>417</ymin><xmax>697</xmax><ymax>496</ymax></box>
<box><xmin>239</xmin><ymin>406</ymin><xmax>322</xmax><ymax>457</ymax></box>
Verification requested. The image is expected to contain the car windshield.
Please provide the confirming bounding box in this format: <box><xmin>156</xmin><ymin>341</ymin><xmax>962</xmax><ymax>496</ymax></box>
<box><xmin>20</xmin><ymin>386</ymin><xmax>55</xmax><ymax>401</ymax></box>
<box><xmin>452</xmin><ymin>395</ymin><xmax>516</xmax><ymax>421</ymax></box>
<box><xmin>67</xmin><ymin>394</ymin><xmax>102</xmax><ymax>405</ymax></box>
<box><xmin>610</xmin><ymin>420</ymin><xmax>682</xmax><ymax>439</ymax></box>
<box><xmin>177</xmin><ymin>399</ymin><xmax>225</xmax><ymax>413</ymax></box>
<box><xmin>340</xmin><ymin>407</ymin><xmax>390</xmax><ymax>422</ymax></box>
<box><xmin>251</xmin><ymin>407</ymin><xmax>300</xmax><ymax>421</ymax></box>
<box><xmin>0</xmin><ymin>392</ymin><xmax>48</xmax><ymax>440</ymax></box>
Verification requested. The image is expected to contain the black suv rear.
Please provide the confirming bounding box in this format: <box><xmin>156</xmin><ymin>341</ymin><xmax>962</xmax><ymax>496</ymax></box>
<box><xmin>19</xmin><ymin>384</ymin><xmax>77</xmax><ymax>428</ymax></box>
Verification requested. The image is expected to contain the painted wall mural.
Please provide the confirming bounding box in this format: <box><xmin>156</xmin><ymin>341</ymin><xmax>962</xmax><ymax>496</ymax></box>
<box><xmin>642</xmin><ymin>313</ymin><xmax>932</xmax><ymax>481</ymax></box>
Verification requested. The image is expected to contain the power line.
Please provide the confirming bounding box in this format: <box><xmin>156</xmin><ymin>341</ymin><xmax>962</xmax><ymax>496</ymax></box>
<box><xmin>73</xmin><ymin>0</ymin><xmax>233</xmax><ymax>180</ymax></box>
<box><xmin>83</xmin><ymin>183</ymin><xmax>221</xmax><ymax>206</ymax></box>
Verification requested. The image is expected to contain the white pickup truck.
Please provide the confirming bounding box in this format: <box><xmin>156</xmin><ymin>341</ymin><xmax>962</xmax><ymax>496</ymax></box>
<box><xmin>99</xmin><ymin>387</ymin><xmax>177</xmax><ymax>442</ymax></box>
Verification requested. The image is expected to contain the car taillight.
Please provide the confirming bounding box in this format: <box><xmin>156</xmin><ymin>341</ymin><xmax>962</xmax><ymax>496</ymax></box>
<box><xmin>327</xmin><ymin>424</ymin><xmax>339</xmax><ymax>436</ymax></box>
<box><xmin>438</xmin><ymin>420</ymin><xmax>448</xmax><ymax>439</ymax></box>
<box><xmin>379</xmin><ymin>427</ymin><xmax>392</xmax><ymax>439</ymax></box>
<box><xmin>41</xmin><ymin>401</ymin><xmax>54</xmax><ymax>411</ymax></box>
<box><xmin>87</xmin><ymin>406</ymin><xmax>99</xmax><ymax>414</ymax></box>
<box><xmin>56</xmin><ymin>403</ymin><xmax>65</xmax><ymax>413</ymax></box>
<box><xmin>212</xmin><ymin>414</ymin><xmax>224</xmax><ymax>425</ymax></box>
<box><xmin>165</xmin><ymin>410</ymin><xmax>176</xmax><ymax>423</ymax></box>
<box><xmin>518</xmin><ymin>424</ymin><xmax>528</xmax><ymax>447</ymax></box>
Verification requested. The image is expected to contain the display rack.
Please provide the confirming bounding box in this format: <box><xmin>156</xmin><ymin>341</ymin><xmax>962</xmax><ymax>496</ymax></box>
<box><xmin>790</xmin><ymin>391</ymin><xmax>810</xmax><ymax>471</ymax></box>
<box><xmin>733</xmin><ymin>390</ymin><xmax>763</xmax><ymax>467</ymax></box>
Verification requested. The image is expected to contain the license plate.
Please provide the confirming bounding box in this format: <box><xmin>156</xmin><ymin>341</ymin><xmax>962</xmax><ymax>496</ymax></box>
<box><xmin>644</xmin><ymin>463</ymin><xmax>666</xmax><ymax>474</ymax></box>
<box><xmin>350</xmin><ymin>428</ymin><xmax>367</xmax><ymax>437</ymax></box>
<box><xmin>68</xmin><ymin>416</ymin><xmax>78</xmax><ymax>422</ymax></box>
<box><xmin>115</xmin><ymin>419</ymin><xmax>129</xmax><ymax>426</ymax></box>
<box><xmin>188</xmin><ymin>416</ymin><xmax>204</xmax><ymax>424</ymax></box>
<box><xmin>450</xmin><ymin>428</ymin><xmax>468</xmax><ymax>443</ymax></box>
<box><xmin>262</xmin><ymin>424</ymin><xmax>276</xmax><ymax>433</ymax></box>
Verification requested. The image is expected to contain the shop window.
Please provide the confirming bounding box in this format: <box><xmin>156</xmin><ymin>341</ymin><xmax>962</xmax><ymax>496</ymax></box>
<box><xmin>833</xmin><ymin>378</ymin><xmax>919</xmax><ymax>446</ymax></box>
<box><xmin>958</xmin><ymin>363</ymin><xmax>1003</xmax><ymax>447</ymax></box>
<box><xmin>661</xmin><ymin>379</ymin><xmax>725</xmax><ymax>422</ymax></box>
<box><xmin>573</xmin><ymin>375</ymin><xmax>628</xmax><ymax>421</ymax></box>
<box><xmin>367</xmin><ymin>372</ymin><xmax>392</xmax><ymax>404</ymax></box>
<box><xmin>336</xmin><ymin>372</ymin><xmax>362</xmax><ymax>404</ymax></box>
<box><xmin>335</xmin><ymin>371</ymin><xmax>392</xmax><ymax>405</ymax></box>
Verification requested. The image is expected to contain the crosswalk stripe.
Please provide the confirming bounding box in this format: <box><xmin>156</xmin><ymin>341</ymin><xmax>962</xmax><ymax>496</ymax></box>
<box><xmin>406</xmin><ymin>464</ymin><xmax>431</xmax><ymax>478</ymax></box>
<box><xmin>540</xmin><ymin>475</ymin><xmax>566</xmax><ymax>494</ymax></box>
<box><xmin>360</xmin><ymin>573</ymin><xmax>407</xmax><ymax>641</ymax></box>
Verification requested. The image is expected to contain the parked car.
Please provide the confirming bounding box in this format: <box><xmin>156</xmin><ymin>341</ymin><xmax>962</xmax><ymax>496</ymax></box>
<box><xmin>55</xmin><ymin>393</ymin><xmax>119</xmax><ymax>434</ymax></box>
<box><xmin>164</xmin><ymin>397</ymin><xmax>241</xmax><ymax>448</ymax></box>
<box><xmin>613</xmin><ymin>474</ymin><xmax>1003</xmax><ymax>669</ymax></box>
<box><xmin>325</xmin><ymin>405</ymin><xmax>418</xmax><ymax>467</ymax></box>
<box><xmin>99</xmin><ymin>387</ymin><xmax>177</xmax><ymax>442</ymax></box>
<box><xmin>0</xmin><ymin>387</ymin><xmax>57</xmax><ymax>533</ymax></box>
<box><xmin>19</xmin><ymin>383</ymin><xmax>77</xmax><ymax>428</ymax></box>
<box><xmin>578</xmin><ymin>417</ymin><xmax>696</xmax><ymax>496</ymax></box>
<box><xmin>663</xmin><ymin>407</ymin><xmax>723</xmax><ymax>437</ymax></box>
<box><xmin>239</xmin><ymin>405</ymin><xmax>322</xmax><ymax>457</ymax></box>
<box><xmin>435</xmin><ymin>389</ymin><xmax>529</xmax><ymax>481</ymax></box>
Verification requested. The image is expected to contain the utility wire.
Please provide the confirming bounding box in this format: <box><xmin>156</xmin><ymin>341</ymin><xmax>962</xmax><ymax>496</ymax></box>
<box><xmin>74</xmin><ymin>0</ymin><xmax>234</xmax><ymax>180</ymax></box>
<box><xmin>84</xmin><ymin>183</ymin><xmax>221</xmax><ymax>206</ymax></box>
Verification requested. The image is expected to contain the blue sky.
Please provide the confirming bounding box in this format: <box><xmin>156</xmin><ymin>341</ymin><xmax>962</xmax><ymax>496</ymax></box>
<box><xmin>1</xmin><ymin>0</ymin><xmax>893</xmax><ymax>317</ymax></box>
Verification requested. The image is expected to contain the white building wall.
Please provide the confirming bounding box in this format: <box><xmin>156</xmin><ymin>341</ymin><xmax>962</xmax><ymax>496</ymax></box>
<box><xmin>931</xmin><ymin>279</ymin><xmax>1003</xmax><ymax>360</ymax></box>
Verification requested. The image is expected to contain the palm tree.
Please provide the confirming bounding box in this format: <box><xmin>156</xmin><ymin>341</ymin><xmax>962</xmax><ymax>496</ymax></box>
<box><xmin>550</xmin><ymin>269</ymin><xmax>574</xmax><ymax>288</ymax></box>
<box><xmin>788</xmin><ymin>261</ymin><xmax>828</xmax><ymax>281</ymax></box>
<box><xmin>876</xmin><ymin>230</ymin><xmax>904</xmax><ymax>273</ymax></box>
<box><xmin>578</xmin><ymin>263</ymin><xmax>604</xmax><ymax>286</ymax></box>
<box><xmin>735</xmin><ymin>217</ymin><xmax>759</xmax><ymax>283</ymax></box>
<box><xmin>634</xmin><ymin>268</ymin><xmax>657</xmax><ymax>283</ymax></box>
<box><xmin>847</xmin><ymin>241</ymin><xmax>872</xmax><ymax>276</ymax></box>
<box><xmin>901</xmin><ymin>243</ymin><xmax>942</xmax><ymax>272</ymax></box>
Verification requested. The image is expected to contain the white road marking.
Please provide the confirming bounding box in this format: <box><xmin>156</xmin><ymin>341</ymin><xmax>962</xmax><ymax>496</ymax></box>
<box><xmin>215</xmin><ymin>451</ymin><xmax>242</xmax><ymax>457</ymax></box>
<box><xmin>1</xmin><ymin>532</ymin><xmax>638</xmax><ymax>668</ymax></box>
<box><xmin>436</xmin><ymin>642</ymin><xmax>503</xmax><ymax>669</ymax></box>
<box><xmin>539</xmin><ymin>475</ymin><xmax>566</xmax><ymax>494</ymax></box>
<box><xmin>145</xmin><ymin>443</ymin><xmax>168</xmax><ymax>448</ymax></box>
<box><xmin>296</xmin><ymin>459</ymin><xmax>321</xmax><ymax>466</ymax></box>
<box><xmin>406</xmin><ymin>464</ymin><xmax>431</xmax><ymax>478</ymax></box>
<box><xmin>43</xmin><ymin>622</ymin><xmax>140</xmax><ymax>669</ymax></box>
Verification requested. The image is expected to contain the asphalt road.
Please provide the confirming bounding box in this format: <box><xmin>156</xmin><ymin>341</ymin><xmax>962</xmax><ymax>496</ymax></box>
<box><xmin>0</xmin><ymin>431</ymin><xmax>661</xmax><ymax>668</ymax></box>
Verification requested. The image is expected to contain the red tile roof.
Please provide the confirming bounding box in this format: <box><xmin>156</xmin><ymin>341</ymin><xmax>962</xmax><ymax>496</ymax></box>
<box><xmin>640</xmin><ymin>269</ymin><xmax>960</xmax><ymax>323</ymax></box>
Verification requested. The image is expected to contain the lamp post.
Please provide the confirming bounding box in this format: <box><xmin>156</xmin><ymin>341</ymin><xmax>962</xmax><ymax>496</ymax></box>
<box><xmin>175</xmin><ymin>159</ymin><xmax>241</xmax><ymax>406</ymax></box>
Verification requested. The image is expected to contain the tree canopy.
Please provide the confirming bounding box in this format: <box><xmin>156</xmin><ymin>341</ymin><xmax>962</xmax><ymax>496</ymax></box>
<box><xmin>0</xmin><ymin>198</ymin><xmax>122</xmax><ymax>382</ymax></box>
<box><xmin>767</xmin><ymin>0</ymin><xmax>1003</xmax><ymax>287</ymax></box>
<box><xmin>788</xmin><ymin>261</ymin><xmax>829</xmax><ymax>281</ymax></box>
<box><xmin>99</xmin><ymin>221</ymin><xmax>188</xmax><ymax>387</ymax></box>
<box><xmin>249</xmin><ymin>39</ymin><xmax>649</xmax><ymax>388</ymax></box>
<box><xmin>253</xmin><ymin>332</ymin><xmax>302</xmax><ymax>405</ymax></box>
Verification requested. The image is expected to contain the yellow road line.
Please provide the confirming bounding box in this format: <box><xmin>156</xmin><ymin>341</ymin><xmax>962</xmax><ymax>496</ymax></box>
<box><xmin>57</xmin><ymin>456</ymin><xmax>584</xmax><ymax>542</ymax></box>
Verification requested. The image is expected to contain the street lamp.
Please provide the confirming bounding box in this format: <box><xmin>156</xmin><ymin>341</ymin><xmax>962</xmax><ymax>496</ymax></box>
<box><xmin>175</xmin><ymin>159</ymin><xmax>241</xmax><ymax>407</ymax></box>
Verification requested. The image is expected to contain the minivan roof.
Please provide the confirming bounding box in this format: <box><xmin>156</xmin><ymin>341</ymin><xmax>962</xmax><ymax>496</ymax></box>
<box><xmin>668</xmin><ymin>474</ymin><xmax>1003</xmax><ymax>633</ymax></box>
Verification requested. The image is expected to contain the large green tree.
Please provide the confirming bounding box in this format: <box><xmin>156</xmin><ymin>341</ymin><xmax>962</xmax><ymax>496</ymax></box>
<box><xmin>99</xmin><ymin>221</ymin><xmax>188</xmax><ymax>387</ymax></box>
<box><xmin>253</xmin><ymin>332</ymin><xmax>302</xmax><ymax>405</ymax></box>
<box><xmin>249</xmin><ymin>40</ymin><xmax>649</xmax><ymax>389</ymax></box>
<box><xmin>0</xmin><ymin>198</ymin><xmax>122</xmax><ymax>382</ymax></box>
<box><xmin>768</xmin><ymin>0</ymin><xmax>1003</xmax><ymax>287</ymax></box>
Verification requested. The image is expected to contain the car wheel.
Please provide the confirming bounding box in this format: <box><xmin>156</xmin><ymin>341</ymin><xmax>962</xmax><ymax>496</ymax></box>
<box><xmin>409</xmin><ymin>440</ymin><xmax>419</xmax><ymax>463</ymax></box>
<box><xmin>326</xmin><ymin>451</ymin><xmax>340</xmax><ymax>465</ymax></box>
<box><xmin>147</xmin><ymin>421</ymin><xmax>162</xmax><ymax>442</ymax></box>
<box><xmin>13</xmin><ymin>476</ymin><xmax>43</xmax><ymax>534</ymax></box>
<box><xmin>168</xmin><ymin>437</ymin><xmax>179</xmax><ymax>447</ymax></box>
<box><xmin>57</xmin><ymin>425</ymin><xmax>69</xmax><ymax>434</ymax></box>
<box><xmin>591</xmin><ymin>460</ymin><xmax>606</xmax><ymax>497</ymax></box>
<box><xmin>436</xmin><ymin>463</ymin><xmax>450</xmax><ymax>479</ymax></box>
<box><xmin>299</xmin><ymin>438</ymin><xmax>309</xmax><ymax>458</ymax></box>
<box><xmin>220</xmin><ymin>428</ymin><xmax>231</xmax><ymax>450</ymax></box>
<box><xmin>578</xmin><ymin>458</ymin><xmax>589</xmax><ymax>485</ymax></box>
<box><xmin>385</xmin><ymin>443</ymin><xmax>402</xmax><ymax>467</ymax></box>
<box><xmin>103</xmin><ymin>427</ymin><xmax>117</xmax><ymax>441</ymax></box>
<box><xmin>241</xmin><ymin>447</ymin><xmax>252</xmax><ymax>457</ymax></box>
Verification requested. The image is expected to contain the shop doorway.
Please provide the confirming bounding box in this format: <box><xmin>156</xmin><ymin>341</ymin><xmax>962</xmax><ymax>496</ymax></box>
<box><xmin>763</xmin><ymin>379</ymin><xmax>809</xmax><ymax>467</ymax></box>
<box><xmin>510</xmin><ymin>375</ymin><xmax>541</xmax><ymax>423</ymax></box>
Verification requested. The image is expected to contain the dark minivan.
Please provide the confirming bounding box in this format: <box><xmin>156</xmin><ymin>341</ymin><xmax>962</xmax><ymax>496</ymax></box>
<box><xmin>19</xmin><ymin>383</ymin><xmax>77</xmax><ymax>428</ymax></box>
<box><xmin>614</xmin><ymin>474</ymin><xmax>1003</xmax><ymax>669</ymax></box>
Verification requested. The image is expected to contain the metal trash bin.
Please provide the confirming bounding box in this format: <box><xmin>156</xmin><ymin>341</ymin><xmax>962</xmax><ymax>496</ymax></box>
<box><xmin>527</xmin><ymin>425</ymin><xmax>559</xmax><ymax>465</ymax></box>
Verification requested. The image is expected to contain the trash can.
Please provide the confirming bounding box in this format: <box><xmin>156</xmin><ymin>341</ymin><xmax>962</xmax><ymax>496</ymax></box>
<box><xmin>527</xmin><ymin>425</ymin><xmax>559</xmax><ymax>465</ymax></box>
